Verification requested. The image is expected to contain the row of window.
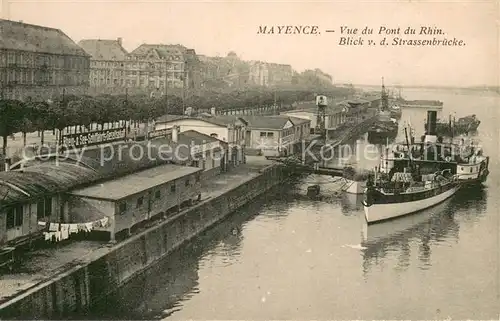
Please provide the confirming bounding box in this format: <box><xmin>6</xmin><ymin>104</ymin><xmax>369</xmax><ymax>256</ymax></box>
<box><xmin>0</xmin><ymin>52</ymin><xmax>88</xmax><ymax>70</ymax></box>
<box><xmin>260</xmin><ymin>131</ymin><xmax>275</xmax><ymax>138</ymax></box>
<box><xmin>1</xmin><ymin>69</ymin><xmax>88</xmax><ymax>86</ymax></box>
<box><xmin>6</xmin><ymin>197</ymin><xmax>52</xmax><ymax>230</ymax></box>
<box><xmin>117</xmin><ymin>178</ymin><xmax>199</xmax><ymax>215</ymax></box>
<box><xmin>92</xmin><ymin>61</ymin><xmax>185</xmax><ymax>70</ymax></box>
<box><xmin>90</xmin><ymin>68</ymin><xmax>186</xmax><ymax>77</ymax></box>
<box><xmin>91</xmin><ymin>78</ymin><xmax>185</xmax><ymax>88</ymax></box>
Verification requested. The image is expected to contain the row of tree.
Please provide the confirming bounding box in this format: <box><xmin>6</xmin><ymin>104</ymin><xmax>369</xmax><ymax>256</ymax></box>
<box><xmin>0</xmin><ymin>86</ymin><xmax>355</xmax><ymax>155</ymax></box>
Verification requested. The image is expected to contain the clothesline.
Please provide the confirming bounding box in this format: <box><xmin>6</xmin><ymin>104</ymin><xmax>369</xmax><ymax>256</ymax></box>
<box><xmin>37</xmin><ymin>216</ymin><xmax>109</xmax><ymax>242</ymax></box>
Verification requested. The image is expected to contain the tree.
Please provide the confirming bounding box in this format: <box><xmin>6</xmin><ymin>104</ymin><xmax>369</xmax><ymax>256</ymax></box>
<box><xmin>0</xmin><ymin>100</ymin><xmax>24</xmax><ymax>156</ymax></box>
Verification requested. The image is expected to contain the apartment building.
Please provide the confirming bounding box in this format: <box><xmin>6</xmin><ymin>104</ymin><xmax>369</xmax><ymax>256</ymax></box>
<box><xmin>0</xmin><ymin>19</ymin><xmax>90</xmax><ymax>101</ymax></box>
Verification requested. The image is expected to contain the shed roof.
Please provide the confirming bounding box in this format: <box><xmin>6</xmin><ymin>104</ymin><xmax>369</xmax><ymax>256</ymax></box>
<box><xmin>69</xmin><ymin>164</ymin><xmax>202</xmax><ymax>201</ymax></box>
<box><xmin>240</xmin><ymin>115</ymin><xmax>289</xmax><ymax>130</ymax></box>
<box><xmin>0</xmin><ymin>162</ymin><xmax>100</xmax><ymax>207</ymax></box>
<box><xmin>179</xmin><ymin>130</ymin><xmax>227</xmax><ymax>146</ymax></box>
<box><xmin>155</xmin><ymin>115</ymin><xmax>247</xmax><ymax>127</ymax></box>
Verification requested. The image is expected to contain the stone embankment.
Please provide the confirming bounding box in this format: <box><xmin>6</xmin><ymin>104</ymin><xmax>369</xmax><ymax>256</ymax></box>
<box><xmin>0</xmin><ymin>157</ymin><xmax>290</xmax><ymax>319</ymax></box>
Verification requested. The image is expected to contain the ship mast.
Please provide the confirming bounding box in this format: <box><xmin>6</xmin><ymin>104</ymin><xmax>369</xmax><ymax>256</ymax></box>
<box><xmin>380</xmin><ymin>77</ymin><xmax>389</xmax><ymax>111</ymax></box>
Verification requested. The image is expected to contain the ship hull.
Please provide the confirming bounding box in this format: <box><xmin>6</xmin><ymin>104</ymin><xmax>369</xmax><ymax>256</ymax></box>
<box><xmin>364</xmin><ymin>184</ymin><xmax>460</xmax><ymax>224</ymax></box>
<box><xmin>344</xmin><ymin>180</ymin><xmax>366</xmax><ymax>194</ymax></box>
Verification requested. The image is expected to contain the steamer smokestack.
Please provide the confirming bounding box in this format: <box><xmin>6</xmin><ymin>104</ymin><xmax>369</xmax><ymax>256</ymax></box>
<box><xmin>424</xmin><ymin>110</ymin><xmax>438</xmax><ymax>143</ymax></box>
<box><xmin>426</xmin><ymin>110</ymin><xmax>437</xmax><ymax>136</ymax></box>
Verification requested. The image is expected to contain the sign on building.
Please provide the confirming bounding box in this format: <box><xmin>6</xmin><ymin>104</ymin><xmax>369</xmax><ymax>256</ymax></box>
<box><xmin>147</xmin><ymin>128</ymin><xmax>173</xmax><ymax>140</ymax></box>
<box><xmin>316</xmin><ymin>95</ymin><xmax>328</xmax><ymax>106</ymax></box>
<box><xmin>62</xmin><ymin>128</ymin><xmax>127</xmax><ymax>148</ymax></box>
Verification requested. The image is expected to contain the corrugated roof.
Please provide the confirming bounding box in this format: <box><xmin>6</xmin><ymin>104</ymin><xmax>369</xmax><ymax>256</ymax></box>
<box><xmin>288</xmin><ymin>116</ymin><xmax>312</xmax><ymax>125</ymax></box>
<box><xmin>179</xmin><ymin>130</ymin><xmax>226</xmax><ymax>145</ymax></box>
<box><xmin>240</xmin><ymin>115</ymin><xmax>291</xmax><ymax>130</ymax></box>
<box><xmin>0</xmin><ymin>162</ymin><xmax>99</xmax><ymax>207</ymax></box>
<box><xmin>78</xmin><ymin>39</ymin><xmax>128</xmax><ymax>60</ymax></box>
<box><xmin>0</xmin><ymin>19</ymin><xmax>89</xmax><ymax>56</ymax></box>
<box><xmin>70</xmin><ymin>164</ymin><xmax>202</xmax><ymax>201</ymax></box>
<box><xmin>402</xmin><ymin>100</ymin><xmax>443</xmax><ymax>107</ymax></box>
<box><xmin>156</xmin><ymin>115</ymin><xmax>248</xmax><ymax>127</ymax></box>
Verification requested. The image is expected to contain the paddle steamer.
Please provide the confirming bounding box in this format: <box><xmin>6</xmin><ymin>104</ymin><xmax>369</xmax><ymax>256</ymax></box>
<box><xmin>363</xmin><ymin>110</ymin><xmax>489</xmax><ymax>224</ymax></box>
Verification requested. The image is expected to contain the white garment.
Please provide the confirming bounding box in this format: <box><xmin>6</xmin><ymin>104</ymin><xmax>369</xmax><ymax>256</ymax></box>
<box><xmin>44</xmin><ymin>232</ymin><xmax>51</xmax><ymax>241</ymax></box>
<box><xmin>38</xmin><ymin>221</ymin><xmax>47</xmax><ymax>227</ymax></box>
<box><xmin>84</xmin><ymin>223</ymin><xmax>93</xmax><ymax>232</ymax></box>
<box><xmin>69</xmin><ymin>224</ymin><xmax>78</xmax><ymax>234</ymax></box>
<box><xmin>100</xmin><ymin>217</ymin><xmax>109</xmax><ymax>228</ymax></box>
<box><xmin>49</xmin><ymin>223</ymin><xmax>59</xmax><ymax>232</ymax></box>
<box><xmin>61</xmin><ymin>229</ymin><xmax>69</xmax><ymax>240</ymax></box>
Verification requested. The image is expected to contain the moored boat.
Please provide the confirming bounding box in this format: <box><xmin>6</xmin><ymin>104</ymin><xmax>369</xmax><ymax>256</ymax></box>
<box><xmin>367</xmin><ymin>78</ymin><xmax>399</xmax><ymax>143</ymax></box>
<box><xmin>432</xmin><ymin>114</ymin><xmax>481</xmax><ymax>137</ymax></box>
<box><xmin>362</xmin><ymin>110</ymin><xmax>489</xmax><ymax>224</ymax></box>
<box><xmin>363</xmin><ymin>170</ymin><xmax>460</xmax><ymax>224</ymax></box>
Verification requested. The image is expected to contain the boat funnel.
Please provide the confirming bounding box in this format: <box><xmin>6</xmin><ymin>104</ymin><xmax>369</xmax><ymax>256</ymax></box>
<box><xmin>424</xmin><ymin>110</ymin><xmax>437</xmax><ymax>143</ymax></box>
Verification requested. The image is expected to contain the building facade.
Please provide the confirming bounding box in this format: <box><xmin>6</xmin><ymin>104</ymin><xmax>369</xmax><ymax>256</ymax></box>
<box><xmin>283</xmin><ymin>102</ymin><xmax>346</xmax><ymax>132</ymax></box>
<box><xmin>240</xmin><ymin>115</ymin><xmax>311</xmax><ymax>157</ymax></box>
<box><xmin>248</xmin><ymin>61</ymin><xmax>269</xmax><ymax>86</ymax></box>
<box><xmin>177</xmin><ymin>129</ymin><xmax>229</xmax><ymax>179</ymax></box>
<box><xmin>77</xmin><ymin>38</ymin><xmax>130</xmax><ymax>94</ymax></box>
<box><xmin>69</xmin><ymin>164</ymin><xmax>202</xmax><ymax>241</ymax></box>
<box><xmin>267</xmin><ymin>63</ymin><xmax>293</xmax><ymax>86</ymax></box>
<box><xmin>0</xmin><ymin>19</ymin><xmax>90</xmax><ymax>101</ymax></box>
<box><xmin>198</xmin><ymin>52</ymin><xmax>250</xmax><ymax>88</ymax></box>
<box><xmin>128</xmin><ymin>44</ymin><xmax>199</xmax><ymax>94</ymax></box>
<box><xmin>154</xmin><ymin>115</ymin><xmax>247</xmax><ymax>166</ymax></box>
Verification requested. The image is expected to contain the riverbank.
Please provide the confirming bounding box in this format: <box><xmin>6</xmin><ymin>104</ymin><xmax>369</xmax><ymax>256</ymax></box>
<box><xmin>0</xmin><ymin>156</ymin><xmax>286</xmax><ymax>319</ymax></box>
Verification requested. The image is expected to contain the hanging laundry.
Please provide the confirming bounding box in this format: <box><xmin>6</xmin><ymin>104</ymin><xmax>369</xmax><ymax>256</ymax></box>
<box><xmin>49</xmin><ymin>223</ymin><xmax>60</xmax><ymax>232</ymax></box>
<box><xmin>69</xmin><ymin>224</ymin><xmax>78</xmax><ymax>234</ymax></box>
<box><xmin>38</xmin><ymin>221</ymin><xmax>47</xmax><ymax>227</ymax></box>
<box><xmin>84</xmin><ymin>222</ymin><xmax>93</xmax><ymax>232</ymax></box>
<box><xmin>60</xmin><ymin>225</ymin><xmax>69</xmax><ymax>240</ymax></box>
<box><xmin>54</xmin><ymin>231</ymin><xmax>62</xmax><ymax>242</ymax></box>
<box><xmin>61</xmin><ymin>229</ymin><xmax>69</xmax><ymax>240</ymax></box>
<box><xmin>77</xmin><ymin>223</ymin><xmax>86</xmax><ymax>232</ymax></box>
<box><xmin>100</xmin><ymin>217</ymin><xmax>109</xmax><ymax>228</ymax></box>
<box><xmin>44</xmin><ymin>232</ymin><xmax>51</xmax><ymax>241</ymax></box>
<box><xmin>92</xmin><ymin>220</ymin><xmax>101</xmax><ymax>229</ymax></box>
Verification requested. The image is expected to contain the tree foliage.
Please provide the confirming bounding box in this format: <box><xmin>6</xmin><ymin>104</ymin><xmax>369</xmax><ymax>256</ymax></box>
<box><xmin>0</xmin><ymin>85</ymin><xmax>355</xmax><ymax>153</ymax></box>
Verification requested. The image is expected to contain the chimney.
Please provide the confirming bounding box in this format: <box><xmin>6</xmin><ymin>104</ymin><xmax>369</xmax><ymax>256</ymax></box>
<box><xmin>172</xmin><ymin>125</ymin><xmax>179</xmax><ymax>143</ymax></box>
<box><xmin>210</xmin><ymin>107</ymin><xmax>216</xmax><ymax>115</ymax></box>
<box><xmin>426</xmin><ymin>110</ymin><xmax>437</xmax><ymax>136</ymax></box>
<box><xmin>4</xmin><ymin>158</ymin><xmax>11</xmax><ymax>172</ymax></box>
<box><xmin>117</xmin><ymin>37</ymin><xmax>123</xmax><ymax>46</ymax></box>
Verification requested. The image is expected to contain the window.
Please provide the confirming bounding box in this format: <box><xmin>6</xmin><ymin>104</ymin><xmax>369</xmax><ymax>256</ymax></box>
<box><xmin>267</xmin><ymin>132</ymin><xmax>274</xmax><ymax>138</ymax></box>
<box><xmin>37</xmin><ymin>197</ymin><xmax>52</xmax><ymax>219</ymax></box>
<box><xmin>260</xmin><ymin>132</ymin><xmax>267</xmax><ymax>137</ymax></box>
<box><xmin>119</xmin><ymin>202</ymin><xmax>127</xmax><ymax>214</ymax></box>
<box><xmin>210</xmin><ymin>133</ymin><xmax>218</xmax><ymax>138</ymax></box>
<box><xmin>196</xmin><ymin>174</ymin><xmax>201</xmax><ymax>182</ymax></box>
<box><xmin>155</xmin><ymin>190</ymin><xmax>161</xmax><ymax>199</ymax></box>
<box><xmin>136</xmin><ymin>197</ymin><xmax>144</xmax><ymax>208</ymax></box>
<box><xmin>185</xmin><ymin>179</ymin><xmax>190</xmax><ymax>187</ymax></box>
<box><xmin>6</xmin><ymin>205</ymin><xmax>23</xmax><ymax>230</ymax></box>
<box><xmin>470</xmin><ymin>167</ymin><xmax>473</xmax><ymax>173</ymax></box>
<box><xmin>170</xmin><ymin>184</ymin><xmax>176</xmax><ymax>193</ymax></box>
<box><xmin>44</xmin><ymin>197</ymin><xmax>52</xmax><ymax>216</ymax></box>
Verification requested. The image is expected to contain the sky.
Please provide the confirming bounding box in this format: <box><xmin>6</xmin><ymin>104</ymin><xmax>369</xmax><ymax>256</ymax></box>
<box><xmin>1</xmin><ymin>0</ymin><xmax>499</xmax><ymax>87</ymax></box>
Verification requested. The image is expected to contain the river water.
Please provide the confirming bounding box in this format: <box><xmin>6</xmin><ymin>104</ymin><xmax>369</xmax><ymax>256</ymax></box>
<box><xmin>88</xmin><ymin>89</ymin><xmax>500</xmax><ymax>320</ymax></box>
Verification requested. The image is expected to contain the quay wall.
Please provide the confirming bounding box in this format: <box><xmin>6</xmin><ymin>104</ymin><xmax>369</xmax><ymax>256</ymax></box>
<box><xmin>0</xmin><ymin>164</ymin><xmax>289</xmax><ymax>319</ymax></box>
